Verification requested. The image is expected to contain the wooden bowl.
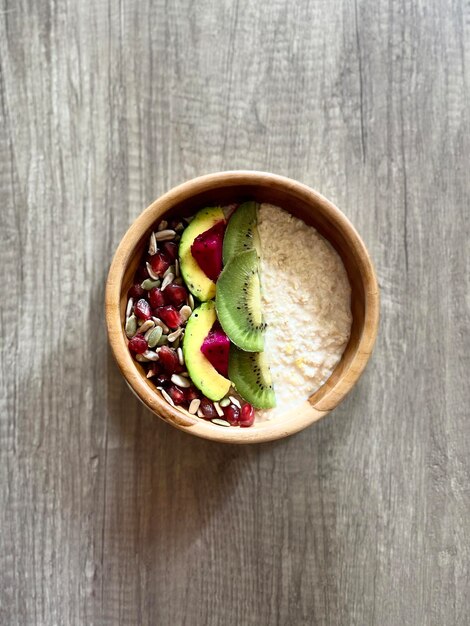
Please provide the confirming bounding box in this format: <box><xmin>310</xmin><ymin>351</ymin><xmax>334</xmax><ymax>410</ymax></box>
<box><xmin>106</xmin><ymin>171</ymin><xmax>379</xmax><ymax>444</ymax></box>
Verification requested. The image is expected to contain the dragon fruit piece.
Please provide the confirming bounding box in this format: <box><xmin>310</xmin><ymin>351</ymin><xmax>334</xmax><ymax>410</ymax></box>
<box><xmin>190</xmin><ymin>220</ymin><xmax>226</xmax><ymax>282</ymax></box>
<box><xmin>200</xmin><ymin>322</ymin><xmax>230</xmax><ymax>377</ymax></box>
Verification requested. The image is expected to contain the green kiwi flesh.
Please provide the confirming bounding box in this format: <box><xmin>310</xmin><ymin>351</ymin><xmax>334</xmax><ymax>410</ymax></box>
<box><xmin>222</xmin><ymin>201</ymin><xmax>261</xmax><ymax>264</ymax></box>
<box><xmin>228</xmin><ymin>345</ymin><xmax>276</xmax><ymax>409</ymax></box>
<box><xmin>215</xmin><ymin>249</ymin><xmax>265</xmax><ymax>352</ymax></box>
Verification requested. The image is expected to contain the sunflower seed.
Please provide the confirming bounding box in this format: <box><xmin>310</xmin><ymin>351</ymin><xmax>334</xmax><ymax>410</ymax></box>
<box><xmin>211</xmin><ymin>418</ymin><xmax>230</xmax><ymax>427</ymax></box>
<box><xmin>125</xmin><ymin>314</ymin><xmax>137</xmax><ymax>338</ymax></box>
<box><xmin>126</xmin><ymin>297</ymin><xmax>134</xmax><ymax>318</ymax></box>
<box><xmin>188</xmin><ymin>399</ymin><xmax>201</xmax><ymax>414</ymax></box>
<box><xmin>159</xmin><ymin>388</ymin><xmax>175</xmax><ymax>406</ymax></box>
<box><xmin>179</xmin><ymin>305</ymin><xmax>192</xmax><ymax>323</ymax></box>
<box><xmin>229</xmin><ymin>396</ymin><xmax>241</xmax><ymax>408</ymax></box>
<box><xmin>146</xmin><ymin>325</ymin><xmax>163</xmax><ymax>348</ymax></box>
<box><xmin>156</xmin><ymin>334</ymin><xmax>168</xmax><ymax>346</ymax></box>
<box><xmin>155</xmin><ymin>229</ymin><xmax>176</xmax><ymax>241</ymax></box>
<box><xmin>161</xmin><ymin>273</ymin><xmax>174</xmax><ymax>291</ymax></box>
<box><xmin>197</xmin><ymin>408</ymin><xmax>204</xmax><ymax>418</ymax></box>
<box><xmin>163</xmin><ymin>265</ymin><xmax>175</xmax><ymax>278</ymax></box>
<box><xmin>146</xmin><ymin>368</ymin><xmax>157</xmax><ymax>378</ymax></box>
<box><xmin>173</xmin><ymin>277</ymin><xmax>184</xmax><ymax>285</ymax></box>
<box><xmin>214</xmin><ymin>402</ymin><xmax>224</xmax><ymax>417</ymax></box>
<box><xmin>137</xmin><ymin>319</ymin><xmax>155</xmax><ymax>334</ymax></box>
<box><xmin>188</xmin><ymin>294</ymin><xmax>195</xmax><ymax>310</ymax></box>
<box><xmin>143</xmin><ymin>349</ymin><xmax>159</xmax><ymax>361</ymax></box>
<box><xmin>146</xmin><ymin>262</ymin><xmax>160</xmax><ymax>280</ymax></box>
<box><xmin>141</xmin><ymin>278</ymin><xmax>160</xmax><ymax>290</ymax></box>
<box><xmin>185</xmin><ymin>215</ymin><xmax>194</xmax><ymax>223</ymax></box>
<box><xmin>148</xmin><ymin>231</ymin><xmax>158</xmax><ymax>256</ymax></box>
<box><xmin>157</xmin><ymin>219</ymin><xmax>168</xmax><ymax>232</ymax></box>
<box><xmin>136</xmin><ymin>354</ymin><xmax>150</xmax><ymax>362</ymax></box>
<box><xmin>175</xmin><ymin>259</ymin><xmax>180</xmax><ymax>277</ymax></box>
<box><xmin>168</xmin><ymin>327</ymin><xmax>183</xmax><ymax>342</ymax></box>
<box><xmin>171</xmin><ymin>374</ymin><xmax>191</xmax><ymax>388</ymax></box>
<box><xmin>177</xmin><ymin>347</ymin><xmax>184</xmax><ymax>365</ymax></box>
<box><xmin>219</xmin><ymin>397</ymin><xmax>231</xmax><ymax>408</ymax></box>
<box><xmin>152</xmin><ymin>317</ymin><xmax>170</xmax><ymax>333</ymax></box>
<box><xmin>175</xmin><ymin>222</ymin><xmax>185</xmax><ymax>232</ymax></box>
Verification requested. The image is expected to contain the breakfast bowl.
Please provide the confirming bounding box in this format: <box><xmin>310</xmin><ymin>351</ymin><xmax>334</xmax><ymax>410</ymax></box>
<box><xmin>105</xmin><ymin>171</ymin><xmax>379</xmax><ymax>444</ymax></box>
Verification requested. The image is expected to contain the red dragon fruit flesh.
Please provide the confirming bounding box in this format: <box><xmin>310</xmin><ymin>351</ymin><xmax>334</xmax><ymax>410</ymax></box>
<box><xmin>200</xmin><ymin>322</ymin><xmax>230</xmax><ymax>377</ymax></box>
<box><xmin>190</xmin><ymin>220</ymin><xmax>226</xmax><ymax>282</ymax></box>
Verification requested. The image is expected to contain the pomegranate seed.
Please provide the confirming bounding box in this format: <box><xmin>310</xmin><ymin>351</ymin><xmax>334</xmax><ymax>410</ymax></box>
<box><xmin>240</xmin><ymin>403</ymin><xmax>255</xmax><ymax>427</ymax></box>
<box><xmin>134</xmin><ymin>298</ymin><xmax>151</xmax><ymax>320</ymax></box>
<box><xmin>184</xmin><ymin>386</ymin><xmax>200</xmax><ymax>402</ymax></box>
<box><xmin>200</xmin><ymin>398</ymin><xmax>217</xmax><ymax>420</ymax></box>
<box><xmin>150</xmin><ymin>251</ymin><xmax>170</xmax><ymax>277</ymax></box>
<box><xmin>162</xmin><ymin>241</ymin><xmax>178</xmax><ymax>262</ymax></box>
<box><xmin>164</xmin><ymin>283</ymin><xmax>187</xmax><ymax>307</ymax></box>
<box><xmin>156</xmin><ymin>305</ymin><xmax>182</xmax><ymax>329</ymax></box>
<box><xmin>128</xmin><ymin>283</ymin><xmax>145</xmax><ymax>299</ymax></box>
<box><xmin>136</xmin><ymin>264</ymin><xmax>149</xmax><ymax>280</ymax></box>
<box><xmin>158</xmin><ymin>346</ymin><xmax>180</xmax><ymax>374</ymax></box>
<box><xmin>156</xmin><ymin>372</ymin><xmax>171</xmax><ymax>386</ymax></box>
<box><xmin>168</xmin><ymin>385</ymin><xmax>185</xmax><ymax>405</ymax></box>
<box><xmin>223</xmin><ymin>404</ymin><xmax>240</xmax><ymax>426</ymax></box>
<box><xmin>149</xmin><ymin>287</ymin><xmax>166</xmax><ymax>308</ymax></box>
<box><xmin>128</xmin><ymin>335</ymin><xmax>148</xmax><ymax>354</ymax></box>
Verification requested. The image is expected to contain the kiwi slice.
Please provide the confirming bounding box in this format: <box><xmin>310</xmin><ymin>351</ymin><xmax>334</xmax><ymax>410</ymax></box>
<box><xmin>228</xmin><ymin>345</ymin><xmax>276</xmax><ymax>409</ymax></box>
<box><xmin>216</xmin><ymin>249</ymin><xmax>265</xmax><ymax>352</ymax></box>
<box><xmin>222</xmin><ymin>201</ymin><xmax>261</xmax><ymax>264</ymax></box>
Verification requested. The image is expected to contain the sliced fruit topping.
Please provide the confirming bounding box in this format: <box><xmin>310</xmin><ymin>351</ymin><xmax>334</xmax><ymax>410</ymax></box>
<box><xmin>179</xmin><ymin>206</ymin><xmax>225</xmax><ymax>301</ymax></box>
<box><xmin>182</xmin><ymin>301</ymin><xmax>231</xmax><ymax>401</ymax></box>
<box><xmin>222</xmin><ymin>201</ymin><xmax>261</xmax><ymax>264</ymax></box>
<box><xmin>200</xmin><ymin>322</ymin><xmax>230</xmax><ymax>377</ymax></box>
<box><xmin>216</xmin><ymin>249</ymin><xmax>265</xmax><ymax>352</ymax></box>
<box><xmin>228</xmin><ymin>345</ymin><xmax>276</xmax><ymax>409</ymax></box>
<box><xmin>190</xmin><ymin>220</ymin><xmax>225</xmax><ymax>282</ymax></box>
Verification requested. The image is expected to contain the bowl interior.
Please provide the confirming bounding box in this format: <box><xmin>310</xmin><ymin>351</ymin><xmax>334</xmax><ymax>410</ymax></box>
<box><xmin>118</xmin><ymin>180</ymin><xmax>371</xmax><ymax>429</ymax></box>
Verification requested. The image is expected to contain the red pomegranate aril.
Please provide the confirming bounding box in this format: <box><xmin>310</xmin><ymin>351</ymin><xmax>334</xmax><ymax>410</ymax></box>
<box><xmin>136</xmin><ymin>264</ymin><xmax>149</xmax><ymax>281</ymax></box>
<box><xmin>158</xmin><ymin>346</ymin><xmax>180</xmax><ymax>374</ymax></box>
<box><xmin>240</xmin><ymin>403</ymin><xmax>255</xmax><ymax>427</ymax></box>
<box><xmin>150</xmin><ymin>251</ymin><xmax>170</xmax><ymax>277</ymax></box>
<box><xmin>162</xmin><ymin>241</ymin><xmax>178</xmax><ymax>262</ymax></box>
<box><xmin>184</xmin><ymin>386</ymin><xmax>200</xmax><ymax>402</ymax></box>
<box><xmin>223</xmin><ymin>404</ymin><xmax>240</xmax><ymax>426</ymax></box>
<box><xmin>134</xmin><ymin>298</ymin><xmax>151</xmax><ymax>320</ymax></box>
<box><xmin>156</xmin><ymin>372</ymin><xmax>171</xmax><ymax>386</ymax></box>
<box><xmin>164</xmin><ymin>283</ymin><xmax>187</xmax><ymax>307</ymax></box>
<box><xmin>149</xmin><ymin>287</ymin><xmax>166</xmax><ymax>308</ymax></box>
<box><xmin>200</xmin><ymin>398</ymin><xmax>217</xmax><ymax>420</ymax></box>
<box><xmin>128</xmin><ymin>334</ymin><xmax>148</xmax><ymax>354</ymax></box>
<box><xmin>168</xmin><ymin>385</ymin><xmax>186</xmax><ymax>405</ymax></box>
<box><xmin>156</xmin><ymin>305</ymin><xmax>182</xmax><ymax>329</ymax></box>
<box><xmin>128</xmin><ymin>283</ymin><xmax>145</xmax><ymax>299</ymax></box>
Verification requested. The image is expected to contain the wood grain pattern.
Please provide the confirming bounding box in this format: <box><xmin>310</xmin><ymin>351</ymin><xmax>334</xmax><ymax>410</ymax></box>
<box><xmin>1</xmin><ymin>0</ymin><xmax>469</xmax><ymax>623</ymax></box>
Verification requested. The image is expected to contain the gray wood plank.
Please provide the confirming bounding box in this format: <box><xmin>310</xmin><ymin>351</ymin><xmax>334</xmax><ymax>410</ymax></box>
<box><xmin>0</xmin><ymin>0</ymin><xmax>469</xmax><ymax>624</ymax></box>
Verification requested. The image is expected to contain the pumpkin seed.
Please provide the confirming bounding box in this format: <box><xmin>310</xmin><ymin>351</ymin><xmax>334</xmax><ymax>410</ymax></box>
<box><xmin>219</xmin><ymin>397</ymin><xmax>231</xmax><ymax>408</ymax></box>
<box><xmin>148</xmin><ymin>231</ymin><xmax>157</xmax><ymax>256</ymax></box>
<box><xmin>137</xmin><ymin>319</ymin><xmax>155</xmax><ymax>334</ymax></box>
<box><xmin>146</xmin><ymin>326</ymin><xmax>163</xmax><ymax>348</ymax></box>
<box><xmin>157</xmin><ymin>219</ymin><xmax>168</xmax><ymax>232</ymax></box>
<box><xmin>146</xmin><ymin>262</ymin><xmax>160</xmax><ymax>280</ymax></box>
<box><xmin>171</xmin><ymin>374</ymin><xmax>191</xmax><ymax>388</ymax></box>
<box><xmin>125</xmin><ymin>314</ymin><xmax>137</xmax><ymax>338</ymax></box>
<box><xmin>161</xmin><ymin>273</ymin><xmax>174</xmax><ymax>291</ymax></box>
<box><xmin>179</xmin><ymin>305</ymin><xmax>192</xmax><ymax>323</ymax></box>
<box><xmin>214</xmin><ymin>402</ymin><xmax>224</xmax><ymax>417</ymax></box>
<box><xmin>155</xmin><ymin>229</ymin><xmax>176</xmax><ymax>241</ymax></box>
<box><xmin>211</xmin><ymin>418</ymin><xmax>230</xmax><ymax>427</ymax></box>
<box><xmin>188</xmin><ymin>399</ymin><xmax>201</xmax><ymax>414</ymax></box>
<box><xmin>141</xmin><ymin>278</ymin><xmax>160</xmax><ymax>290</ymax></box>
<box><xmin>156</xmin><ymin>333</ymin><xmax>168</xmax><ymax>346</ymax></box>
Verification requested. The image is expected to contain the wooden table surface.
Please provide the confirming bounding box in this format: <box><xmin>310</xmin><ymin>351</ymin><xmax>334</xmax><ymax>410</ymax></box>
<box><xmin>1</xmin><ymin>1</ymin><xmax>469</xmax><ymax>624</ymax></box>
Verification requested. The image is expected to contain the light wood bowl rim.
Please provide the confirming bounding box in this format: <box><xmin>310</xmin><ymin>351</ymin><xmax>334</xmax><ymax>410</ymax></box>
<box><xmin>105</xmin><ymin>171</ymin><xmax>379</xmax><ymax>444</ymax></box>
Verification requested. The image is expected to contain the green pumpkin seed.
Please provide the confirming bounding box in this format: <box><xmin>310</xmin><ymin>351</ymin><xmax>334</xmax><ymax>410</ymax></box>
<box><xmin>157</xmin><ymin>334</ymin><xmax>168</xmax><ymax>346</ymax></box>
<box><xmin>219</xmin><ymin>397</ymin><xmax>230</xmax><ymax>408</ymax></box>
<box><xmin>141</xmin><ymin>278</ymin><xmax>160</xmax><ymax>290</ymax></box>
<box><xmin>147</xmin><ymin>326</ymin><xmax>163</xmax><ymax>348</ymax></box>
<box><xmin>125</xmin><ymin>314</ymin><xmax>137</xmax><ymax>338</ymax></box>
